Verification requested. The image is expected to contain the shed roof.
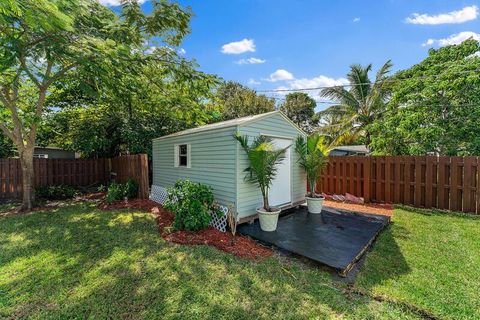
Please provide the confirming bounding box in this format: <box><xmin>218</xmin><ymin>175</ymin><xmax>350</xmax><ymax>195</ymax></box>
<box><xmin>153</xmin><ymin>110</ymin><xmax>306</xmax><ymax>141</ymax></box>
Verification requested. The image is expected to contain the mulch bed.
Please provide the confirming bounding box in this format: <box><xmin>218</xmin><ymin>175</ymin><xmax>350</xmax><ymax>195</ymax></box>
<box><xmin>98</xmin><ymin>198</ymin><xmax>273</xmax><ymax>260</ymax></box>
<box><xmin>323</xmin><ymin>200</ymin><xmax>394</xmax><ymax>217</ymax></box>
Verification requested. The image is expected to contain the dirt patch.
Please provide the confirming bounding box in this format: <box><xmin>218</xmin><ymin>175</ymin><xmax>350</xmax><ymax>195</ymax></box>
<box><xmin>0</xmin><ymin>203</ymin><xmax>59</xmax><ymax>218</ymax></box>
<box><xmin>152</xmin><ymin>206</ymin><xmax>273</xmax><ymax>260</ymax></box>
<box><xmin>323</xmin><ymin>200</ymin><xmax>393</xmax><ymax>217</ymax></box>
<box><xmin>98</xmin><ymin>199</ymin><xmax>159</xmax><ymax>211</ymax></box>
<box><xmin>80</xmin><ymin>192</ymin><xmax>105</xmax><ymax>200</ymax></box>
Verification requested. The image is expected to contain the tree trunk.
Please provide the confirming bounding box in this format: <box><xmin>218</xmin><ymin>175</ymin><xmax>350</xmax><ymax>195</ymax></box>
<box><xmin>262</xmin><ymin>188</ymin><xmax>270</xmax><ymax>212</ymax></box>
<box><xmin>18</xmin><ymin>146</ymin><xmax>35</xmax><ymax>211</ymax></box>
<box><xmin>365</xmin><ymin>131</ymin><xmax>372</xmax><ymax>149</ymax></box>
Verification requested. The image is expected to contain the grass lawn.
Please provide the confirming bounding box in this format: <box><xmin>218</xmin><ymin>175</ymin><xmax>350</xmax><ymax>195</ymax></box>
<box><xmin>356</xmin><ymin>206</ymin><xmax>480</xmax><ymax>319</ymax></box>
<box><xmin>0</xmin><ymin>203</ymin><xmax>478</xmax><ymax>319</ymax></box>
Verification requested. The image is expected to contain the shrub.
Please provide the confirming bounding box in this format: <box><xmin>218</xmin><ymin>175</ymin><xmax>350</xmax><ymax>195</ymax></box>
<box><xmin>164</xmin><ymin>179</ymin><xmax>223</xmax><ymax>231</ymax></box>
<box><xmin>105</xmin><ymin>179</ymin><xmax>139</xmax><ymax>203</ymax></box>
<box><xmin>124</xmin><ymin>179</ymin><xmax>138</xmax><ymax>199</ymax></box>
<box><xmin>106</xmin><ymin>182</ymin><xmax>125</xmax><ymax>203</ymax></box>
<box><xmin>36</xmin><ymin>185</ymin><xmax>78</xmax><ymax>200</ymax></box>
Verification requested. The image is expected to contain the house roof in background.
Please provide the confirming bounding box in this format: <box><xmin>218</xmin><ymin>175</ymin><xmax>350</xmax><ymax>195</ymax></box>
<box><xmin>331</xmin><ymin>145</ymin><xmax>370</xmax><ymax>153</ymax></box>
<box><xmin>153</xmin><ymin>111</ymin><xmax>306</xmax><ymax>141</ymax></box>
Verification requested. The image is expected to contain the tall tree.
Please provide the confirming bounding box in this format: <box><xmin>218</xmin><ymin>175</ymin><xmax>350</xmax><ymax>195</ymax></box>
<box><xmin>280</xmin><ymin>92</ymin><xmax>318</xmax><ymax>132</ymax></box>
<box><xmin>0</xmin><ymin>0</ymin><xmax>192</xmax><ymax>210</ymax></box>
<box><xmin>214</xmin><ymin>81</ymin><xmax>275</xmax><ymax>120</ymax></box>
<box><xmin>43</xmin><ymin>59</ymin><xmax>220</xmax><ymax>158</ymax></box>
<box><xmin>319</xmin><ymin>61</ymin><xmax>392</xmax><ymax>147</ymax></box>
<box><xmin>370</xmin><ymin>39</ymin><xmax>480</xmax><ymax>155</ymax></box>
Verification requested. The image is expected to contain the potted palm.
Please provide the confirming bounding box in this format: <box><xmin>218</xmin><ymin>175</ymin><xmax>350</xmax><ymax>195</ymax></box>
<box><xmin>295</xmin><ymin>133</ymin><xmax>330</xmax><ymax>214</ymax></box>
<box><xmin>234</xmin><ymin>133</ymin><xmax>288</xmax><ymax>232</ymax></box>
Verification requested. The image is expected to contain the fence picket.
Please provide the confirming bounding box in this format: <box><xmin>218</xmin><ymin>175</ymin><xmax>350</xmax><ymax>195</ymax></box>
<box><xmin>0</xmin><ymin>155</ymin><xmax>149</xmax><ymax>200</ymax></box>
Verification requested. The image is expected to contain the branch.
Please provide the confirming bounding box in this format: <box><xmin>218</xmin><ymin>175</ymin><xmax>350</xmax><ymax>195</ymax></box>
<box><xmin>0</xmin><ymin>122</ymin><xmax>14</xmax><ymax>142</ymax></box>
<box><xmin>46</xmin><ymin>62</ymin><xmax>76</xmax><ymax>86</ymax></box>
<box><xmin>0</xmin><ymin>88</ymin><xmax>23</xmax><ymax>143</ymax></box>
<box><xmin>19</xmin><ymin>53</ymin><xmax>41</xmax><ymax>88</ymax></box>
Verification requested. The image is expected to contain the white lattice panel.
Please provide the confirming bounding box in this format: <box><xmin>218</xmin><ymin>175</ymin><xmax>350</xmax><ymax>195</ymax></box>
<box><xmin>150</xmin><ymin>185</ymin><xmax>168</xmax><ymax>204</ymax></box>
<box><xmin>210</xmin><ymin>205</ymin><xmax>229</xmax><ymax>232</ymax></box>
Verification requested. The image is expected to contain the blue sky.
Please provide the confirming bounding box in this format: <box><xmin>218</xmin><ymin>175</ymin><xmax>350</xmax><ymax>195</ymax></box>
<box><xmin>104</xmin><ymin>0</ymin><xmax>480</xmax><ymax>108</ymax></box>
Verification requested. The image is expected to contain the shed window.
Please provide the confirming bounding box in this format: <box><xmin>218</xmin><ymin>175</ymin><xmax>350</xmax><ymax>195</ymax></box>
<box><xmin>174</xmin><ymin>144</ymin><xmax>191</xmax><ymax>168</ymax></box>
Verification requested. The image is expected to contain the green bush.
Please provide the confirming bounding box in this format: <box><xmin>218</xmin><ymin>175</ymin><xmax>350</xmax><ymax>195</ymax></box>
<box><xmin>36</xmin><ymin>185</ymin><xmax>78</xmax><ymax>200</ymax></box>
<box><xmin>106</xmin><ymin>182</ymin><xmax>125</xmax><ymax>203</ymax></box>
<box><xmin>105</xmin><ymin>179</ymin><xmax>139</xmax><ymax>203</ymax></box>
<box><xmin>124</xmin><ymin>179</ymin><xmax>138</xmax><ymax>199</ymax></box>
<box><xmin>164</xmin><ymin>179</ymin><xmax>223</xmax><ymax>231</ymax></box>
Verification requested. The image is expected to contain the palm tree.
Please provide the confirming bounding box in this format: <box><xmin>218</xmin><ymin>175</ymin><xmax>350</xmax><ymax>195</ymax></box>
<box><xmin>319</xmin><ymin>61</ymin><xmax>392</xmax><ymax>146</ymax></box>
<box><xmin>234</xmin><ymin>133</ymin><xmax>288</xmax><ymax>212</ymax></box>
<box><xmin>295</xmin><ymin>133</ymin><xmax>331</xmax><ymax>198</ymax></box>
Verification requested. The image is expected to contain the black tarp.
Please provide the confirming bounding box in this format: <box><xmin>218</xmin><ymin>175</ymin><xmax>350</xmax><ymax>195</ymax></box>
<box><xmin>238</xmin><ymin>207</ymin><xmax>390</xmax><ymax>275</ymax></box>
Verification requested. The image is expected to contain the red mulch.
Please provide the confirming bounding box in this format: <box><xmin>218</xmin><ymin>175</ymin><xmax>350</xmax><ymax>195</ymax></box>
<box><xmin>323</xmin><ymin>199</ymin><xmax>394</xmax><ymax>217</ymax></box>
<box><xmin>152</xmin><ymin>206</ymin><xmax>273</xmax><ymax>260</ymax></box>
<box><xmin>98</xmin><ymin>199</ymin><xmax>273</xmax><ymax>260</ymax></box>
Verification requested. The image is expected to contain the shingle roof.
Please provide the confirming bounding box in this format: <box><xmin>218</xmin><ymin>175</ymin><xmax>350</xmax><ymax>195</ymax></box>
<box><xmin>153</xmin><ymin>110</ymin><xmax>305</xmax><ymax>140</ymax></box>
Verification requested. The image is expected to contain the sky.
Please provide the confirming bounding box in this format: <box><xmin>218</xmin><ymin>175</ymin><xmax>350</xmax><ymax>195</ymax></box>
<box><xmin>103</xmin><ymin>0</ymin><xmax>480</xmax><ymax>109</ymax></box>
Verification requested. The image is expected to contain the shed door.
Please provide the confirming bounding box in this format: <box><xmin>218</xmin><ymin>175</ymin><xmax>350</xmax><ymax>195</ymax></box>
<box><xmin>268</xmin><ymin>137</ymin><xmax>291</xmax><ymax>207</ymax></box>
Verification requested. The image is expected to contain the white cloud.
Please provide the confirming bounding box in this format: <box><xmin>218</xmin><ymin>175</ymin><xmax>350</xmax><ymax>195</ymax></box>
<box><xmin>99</xmin><ymin>0</ymin><xmax>147</xmax><ymax>6</ymax></box>
<box><xmin>221</xmin><ymin>39</ymin><xmax>256</xmax><ymax>54</ymax></box>
<box><xmin>353</xmin><ymin>17</ymin><xmax>360</xmax><ymax>23</ymax></box>
<box><xmin>248</xmin><ymin>78</ymin><xmax>261</xmax><ymax>85</ymax></box>
<box><xmin>178</xmin><ymin>48</ymin><xmax>186</xmax><ymax>55</ymax></box>
<box><xmin>274</xmin><ymin>75</ymin><xmax>349</xmax><ymax>102</ymax></box>
<box><xmin>235</xmin><ymin>57</ymin><xmax>266</xmax><ymax>65</ymax></box>
<box><xmin>265</xmin><ymin>69</ymin><xmax>294</xmax><ymax>82</ymax></box>
<box><xmin>406</xmin><ymin>5</ymin><xmax>478</xmax><ymax>25</ymax></box>
<box><xmin>423</xmin><ymin>31</ymin><xmax>480</xmax><ymax>47</ymax></box>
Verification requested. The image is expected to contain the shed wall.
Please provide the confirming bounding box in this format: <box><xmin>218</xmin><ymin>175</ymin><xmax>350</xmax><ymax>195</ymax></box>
<box><xmin>236</xmin><ymin>113</ymin><xmax>307</xmax><ymax>219</ymax></box>
<box><xmin>152</xmin><ymin>127</ymin><xmax>237</xmax><ymax>207</ymax></box>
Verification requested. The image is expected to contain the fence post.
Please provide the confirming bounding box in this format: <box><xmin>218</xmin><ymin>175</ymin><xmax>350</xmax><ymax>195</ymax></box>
<box><xmin>363</xmin><ymin>157</ymin><xmax>371</xmax><ymax>203</ymax></box>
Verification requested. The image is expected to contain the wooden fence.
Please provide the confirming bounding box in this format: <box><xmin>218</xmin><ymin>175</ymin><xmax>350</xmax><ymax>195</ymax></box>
<box><xmin>318</xmin><ymin>156</ymin><xmax>480</xmax><ymax>214</ymax></box>
<box><xmin>0</xmin><ymin>154</ymin><xmax>149</xmax><ymax>200</ymax></box>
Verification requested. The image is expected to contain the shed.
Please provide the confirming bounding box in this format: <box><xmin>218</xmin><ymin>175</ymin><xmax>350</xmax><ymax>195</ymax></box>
<box><xmin>33</xmin><ymin>146</ymin><xmax>78</xmax><ymax>159</ymax></box>
<box><xmin>151</xmin><ymin>111</ymin><xmax>307</xmax><ymax>221</ymax></box>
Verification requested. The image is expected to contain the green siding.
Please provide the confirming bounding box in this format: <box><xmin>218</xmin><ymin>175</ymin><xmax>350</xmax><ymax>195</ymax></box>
<box><xmin>152</xmin><ymin>127</ymin><xmax>237</xmax><ymax>207</ymax></box>
<box><xmin>236</xmin><ymin>113</ymin><xmax>307</xmax><ymax>219</ymax></box>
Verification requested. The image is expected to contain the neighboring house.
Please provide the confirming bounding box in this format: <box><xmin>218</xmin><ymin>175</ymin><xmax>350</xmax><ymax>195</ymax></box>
<box><xmin>151</xmin><ymin>111</ymin><xmax>307</xmax><ymax>222</ymax></box>
<box><xmin>33</xmin><ymin>146</ymin><xmax>78</xmax><ymax>159</ymax></box>
<box><xmin>330</xmin><ymin>145</ymin><xmax>370</xmax><ymax>156</ymax></box>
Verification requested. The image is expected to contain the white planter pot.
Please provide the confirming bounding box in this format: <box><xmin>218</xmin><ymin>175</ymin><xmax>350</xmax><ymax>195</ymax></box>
<box><xmin>306</xmin><ymin>195</ymin><xmax>325</xmax><ymax>214</ymax></box>
<box><xmin>256</xmin><ymin>207</ymin><xmax>281</xmax><ymax>232</ymax></box>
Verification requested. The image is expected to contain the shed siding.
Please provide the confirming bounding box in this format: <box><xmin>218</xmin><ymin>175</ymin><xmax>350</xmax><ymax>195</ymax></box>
<box><xmin>152</xmin><ymin>127</ymin><xmax>237</xmax><ymax>207</ymax></box>
<box><xmin>236</xmin><ymin>113</ymin><xmax>306</xmax><ymax>219</ymax></box>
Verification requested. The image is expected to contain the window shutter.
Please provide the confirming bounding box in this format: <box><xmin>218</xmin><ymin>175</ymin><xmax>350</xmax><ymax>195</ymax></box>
<box><xmin>186</xmin><ymin>144</ymin><xmax>191</xmax><ymax>168</ymax></box>
<box><xmin>174</xmin><ymin>145</ymin><xmax>179</xmax><ymax>167</ymax></box>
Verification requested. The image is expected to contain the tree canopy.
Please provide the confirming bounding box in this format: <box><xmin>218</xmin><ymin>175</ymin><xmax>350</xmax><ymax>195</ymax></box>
<box><xmin>214</xmin><ymin>81</ymin><xmax>275</xmax><ymax>120</ymax></box>
<box><xmin>280</xmin><ymin>92</ymin><xmax>318</xmax><ymax>132</ymax></box>
<box><xmin>370</xmin><ymin>39</ymin><xmax>480</xmax><ymax>155</ymax></box>
<box><xmin>0</xmin><ymin>0</ymin><xmax>198</xmax><ymax>208</ymax></box>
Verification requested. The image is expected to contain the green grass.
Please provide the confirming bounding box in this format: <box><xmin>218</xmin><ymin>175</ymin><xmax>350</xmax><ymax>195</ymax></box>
<box><xmin>356</xmin><ymin>207</ymin><xmax>480</xmax><ymax>319</ymax></box>
<box><xmin>0</xmin><ymin>203</ymin><xmax>478</xmax><ymax>319</ymax></box>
